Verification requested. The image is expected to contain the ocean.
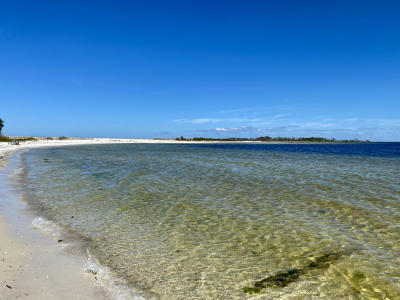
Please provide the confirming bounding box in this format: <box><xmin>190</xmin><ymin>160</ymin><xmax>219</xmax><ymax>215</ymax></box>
<box><xmin>18</xmin><ymin>143</ymin><xmax>400</xmax><ymax>299</ymax></box>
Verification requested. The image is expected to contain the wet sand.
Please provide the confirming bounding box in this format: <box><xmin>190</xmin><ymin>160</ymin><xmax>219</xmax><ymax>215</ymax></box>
<box><xmin>0</xmin><ymin>152</ymin><xmax>110</xmax><ymax>299</ymax></box>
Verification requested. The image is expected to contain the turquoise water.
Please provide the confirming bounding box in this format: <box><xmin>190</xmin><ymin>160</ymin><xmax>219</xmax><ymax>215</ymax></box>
<box><xmin>20</xmin><ymin>143</ymin><xmax>400</xmax><ymax>299</ymax></box>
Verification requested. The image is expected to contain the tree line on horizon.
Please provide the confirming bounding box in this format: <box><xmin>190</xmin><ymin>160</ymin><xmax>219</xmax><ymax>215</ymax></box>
<box><xmin>175</xmin><ymin>136</ymin><xmax>369</xmax><ymax>143</ymax></box>
<box><xmin>0</xmin><ymin>117</ymin><xmax>369</xmax><ymax>143</ymax></box>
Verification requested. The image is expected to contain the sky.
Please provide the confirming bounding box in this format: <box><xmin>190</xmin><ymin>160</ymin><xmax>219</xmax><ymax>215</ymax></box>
<box><xmin>1</xmin><ymin>0</ymin><xmax>399</xmax><ymax>141</ymax></box>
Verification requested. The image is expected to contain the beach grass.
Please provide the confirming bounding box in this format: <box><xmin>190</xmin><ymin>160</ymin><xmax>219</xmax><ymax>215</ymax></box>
<box><xmin>0</xmin><ymin>135</ymin><xmax>37</xmax><ymax>142</ymax></box>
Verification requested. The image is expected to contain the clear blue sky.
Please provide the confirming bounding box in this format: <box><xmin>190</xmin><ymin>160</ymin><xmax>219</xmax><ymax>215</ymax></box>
<box><xmin>1</xmin><ymin>0</ymin><xmax>399</xmax><ymax>141</ymax></box>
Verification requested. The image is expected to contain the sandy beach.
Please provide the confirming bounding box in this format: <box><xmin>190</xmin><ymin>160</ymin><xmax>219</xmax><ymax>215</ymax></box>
<box><xmin>0</xmin><ymin>138</ymin><xmax>186</xmax><ymax>300</ymax></box>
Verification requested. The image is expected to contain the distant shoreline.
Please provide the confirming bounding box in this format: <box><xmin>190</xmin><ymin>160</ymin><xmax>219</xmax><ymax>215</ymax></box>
<box><xmin>0</xmin><ymin>136</ymin><xmax>388</xmax><ymax>179</ymax></box>
<box><xmin>0</xmin><ymin>137</ymin><xmax>383</xmax><ymax>169</ymax></box>
<box><xmin>171</xmin><ymin>136</ymin><xmax>371</xmax><ymax>143</ymax></box>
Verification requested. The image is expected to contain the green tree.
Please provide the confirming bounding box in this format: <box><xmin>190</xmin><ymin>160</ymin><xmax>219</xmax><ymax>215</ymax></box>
<box><xmin>0</xmin><ymin>118</ymin><xmax>4</xmax><ymax>135</ymax></box>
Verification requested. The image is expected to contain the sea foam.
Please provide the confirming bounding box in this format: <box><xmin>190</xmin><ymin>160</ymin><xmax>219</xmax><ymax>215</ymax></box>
<box><xmin>85</xmin><ymin>249</ymin><xmax>151</xmax><ymax>300</ymax></box>
<box><xmin>31</xmin><ymin>216</ymin><xmax>152</xmax><ymax>300</ymax></box>
<box><xmin>32</xmin><ymin>216</ymin><xmax>62</xmax><ymax>239</ymax></box>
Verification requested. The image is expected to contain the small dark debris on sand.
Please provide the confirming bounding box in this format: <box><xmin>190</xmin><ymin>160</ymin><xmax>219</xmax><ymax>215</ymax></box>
<box><xmin>243</xmin><ymin>252</ymin><xmax>344</xmax><ymax>294</ymax></box>
<box><xmin>87</xmin><ymin>269</ymin><xmax>97</xmax><ymax>275</ymax></box>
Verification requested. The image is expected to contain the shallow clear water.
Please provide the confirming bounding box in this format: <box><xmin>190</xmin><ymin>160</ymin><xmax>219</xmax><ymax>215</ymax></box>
<box><xmin>20</xmin><ymin>143</ymin><xmax>400</xmax><ymax>299</ymax></box>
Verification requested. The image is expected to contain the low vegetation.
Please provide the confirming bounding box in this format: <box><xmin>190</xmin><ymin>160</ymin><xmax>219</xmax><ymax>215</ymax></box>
<box><xmin>175</xmin><ymin>136</ymin><xmax>370</xmax><ymax>143</ymax></box>
<box><xmin>43</xmin><ymin>136</ymin><xmax>70</xmax><ymax>140</ymax></box>
<box><xmin>0</xmin><ymin>118</ymin><xmax>37</xmax><ymax>142</ymax></box>
<box><xmin>0</xmin><ymin>135</ymin><xmax>37</xmax><ymax>142</ymax></box>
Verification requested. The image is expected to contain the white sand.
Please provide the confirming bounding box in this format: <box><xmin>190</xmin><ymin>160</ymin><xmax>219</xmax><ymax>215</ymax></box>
<box><xmin>0</xmin><ymin>214</ymin><xmax>110</xmax><ymax>299</ymax></box>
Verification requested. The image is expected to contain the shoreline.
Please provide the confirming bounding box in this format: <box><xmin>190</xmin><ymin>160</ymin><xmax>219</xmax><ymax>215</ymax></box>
<box><xmin>0</xmin><ymin>138</ymin><xmax>263</xmax><ymax>299</ymax></box>
<box><xmin>0</xmin><ymin>140</ymin><xmax>167</xmax><ymax>299</ymax></box>
<box><xmin>0</xmin><ymin>138</ymin><xmax>208</xmax><ymax>300</ymax></box>
<box><xmin>0</xmin><ymin>137</ymin><xmax>258</xmax><ymax>299</ymax></box>
<box><xmin>0</xmin><ymin>151</ymin><xmax>113</xmax><ymax>299</ymax></box>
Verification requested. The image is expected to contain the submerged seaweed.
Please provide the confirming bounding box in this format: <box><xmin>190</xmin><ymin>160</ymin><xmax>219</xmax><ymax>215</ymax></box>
<box><xmin>244</xmin><ymin>252</ymin><xmax>344</xmax><ymax>293</ymax></box>
<box><xmin>306</xmin><ymin>252</ymin><xmax>342</xmax><ymax>270</ymax></box>
<box><xmin>242</xmin><ymin>286</ymin><xmax>263</xmax><ymax>294</ymax></box>
<box><xmin>254</xmin><ymin>268</ymin><xmax>305</xmax><ymax>288</ymax></box>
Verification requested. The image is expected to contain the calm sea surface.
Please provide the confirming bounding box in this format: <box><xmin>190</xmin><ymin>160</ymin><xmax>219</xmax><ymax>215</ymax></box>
<box><xmin>20</xmin><ymin>143</ymin><xmax>400</xmax><ymax>299</ymax></box>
